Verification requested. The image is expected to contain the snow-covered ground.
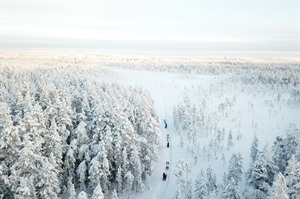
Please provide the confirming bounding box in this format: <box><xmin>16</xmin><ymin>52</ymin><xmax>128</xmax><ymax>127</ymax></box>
<box><xmin>109</xmin><ymin>67</ymin><xmax>299</xmax><ymax>198</ymax></box>
<box><xmin>0</xmin><ymin>53</ymin><xmax>299</xmax><ymax>198</ymax></box>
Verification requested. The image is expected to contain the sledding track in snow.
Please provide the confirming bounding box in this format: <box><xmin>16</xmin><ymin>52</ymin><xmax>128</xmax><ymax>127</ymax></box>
<box><xmin>157</xmin><ymin>129</ymin><xmax>173</xmax><ymax>199</ymax></box>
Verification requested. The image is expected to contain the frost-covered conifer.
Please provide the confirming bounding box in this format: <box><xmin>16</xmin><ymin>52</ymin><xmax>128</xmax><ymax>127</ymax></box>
<box><xmin>222</xmin><ymin>177</ymin><xmax>241</xmax><ymax>199</ymax></box>
<box><xmin>194</xmin><ymin>170</ymin><xmax>208</xmax><ymax>199</ymax></box>
<box><xmin>285</xmin><ymin>155</ymin><xmax>300</xmax><ymax>199</ymax></box>
<box><xmin>76</xmin><ymin>160</ymin><xmax>87</xmax><ymax>190</ymax></box>
<box><xmin>37</xmin><ymin>154</ymin><xmax>60</xmax><ymax>199</ymax></box>
<box><xmin>68</xmin><ymin>178</ymin><xmax>76</xmax><ymax>199</ymax></box>
<box><xmin>227</xmin><ymin>131</ymin><xmax>233</xmax><ymax>150</ymax></box>
<box><xmin>227</xmin><ymin>153</ymin><xmax>243</xmax><ymax>183</ymax></box>
<box><xmin>111</xmin><ymin>189</ymin><xmax>118</xmax><ymax>199</ymax></box>
<box><xmin>268</xmin><ymin>172</ymin><xmax>289</xmax><ymax>199</ymax></box>
<box><xmin>250</xmin><ymin>133</ymin><xmax>259</xmax><ymax>163</ymax></box>
<box><xmin>206</xmin><ymin>166</ymin><xmax>217</xmax><ymax>195</ymax></box>
<box><xmin>186</xmin><ymin>180</ymin><xmax>193</xmax><ymax>199</ymax></box>
<box><xmin>116</xmin><ymin>166</ymin><xmax>123</xmax><ymax>193</ymax></box>
<box><xmin>125</xmin><ymin>171</ymin><xmax>134</xmax><ymax>193</ymax></box>
<box><xmin>77</xmin><ymin>191</ymin><xmax>88</xmax><ymax>199</ymax></box>
<box><xmin>130</xmin><ymin>146</ymin><xmax>143</xmax><ymax>192</ymax></box>
<box><xmin>92</xmin><ymin>184</ymin><xmax>104</xmax><ymax>199</ymax></box>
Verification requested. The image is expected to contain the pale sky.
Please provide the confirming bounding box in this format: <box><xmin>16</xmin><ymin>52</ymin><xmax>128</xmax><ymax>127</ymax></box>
<box><xmin>1</xmin><ymin>0</ymin><xmax>299</xmax><ymax>54</ymax></box>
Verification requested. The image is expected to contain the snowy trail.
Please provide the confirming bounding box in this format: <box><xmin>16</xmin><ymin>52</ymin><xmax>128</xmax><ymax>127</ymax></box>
<box><xmin>158</xmin><ymin>130</ymin><xmax>173</xmax><ymax>199</ymax></box>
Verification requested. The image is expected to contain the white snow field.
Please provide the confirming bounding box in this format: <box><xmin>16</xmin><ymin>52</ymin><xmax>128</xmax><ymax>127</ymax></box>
<box><xmin>112</xmin><ymin>67</ymin><xmax>299</xmax><ymax>199</ymax></box>
<box><xmin>0</xmin><ymin>53</ymin><xmax>299</xmax><ymax>199</ymax></box>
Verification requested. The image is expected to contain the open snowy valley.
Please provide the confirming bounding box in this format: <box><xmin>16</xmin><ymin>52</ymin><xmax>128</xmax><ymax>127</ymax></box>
<box><xmin>0</xmin><ymin>53</ymin><xmax>299</xmax><ymax>199</ymax></box>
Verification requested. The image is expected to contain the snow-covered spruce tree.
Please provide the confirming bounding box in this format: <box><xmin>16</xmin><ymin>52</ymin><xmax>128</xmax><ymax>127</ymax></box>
<box><xmin>285</xmin><ymin>155</ymin><xmax>300</xmax><ymax>199</ymax></box>
<box><xmin>14</xmin><ymin>177</ymin><xmax>37</xmax><ymax>199</ymax></box>
<box><xmin>54</xmin><ymin>93</ymin><xmax>74</xmax><ymax>153</ymax></box>
<box><xmin>67</xmin><ymin>178</ymin><xmax>76</xmax><ymax>199</ymax></box>
<box><xmin>77</xmin><ymin>191</ymin><xmax>88</xmax><ymax>199</ymax></box>
<box><xmin>76</xmin><ymin>160</ymin><xmax>87</xmax><ymax>190</ymax></box>
<box><xmin>246</xmin><ymin>133</ymin><xmax>259</xmax><ymax>188</ymax></box>
<box><xmin>261</xmin><ymin>144</ymin><xmax>279</xmax><ymax>186</ymax></box>
<box><xmin>139</xmin><ymin>114</ymin><xmax>160</xmax><ymax>188</ymax></box>
<box><xmin>250</xmin><ymin>133</ymin><xmax>259</xmax><ymax>164</ymax></box>
<box><xmin>268</xmin><ymin>172</ymin><xmax>289</xmax><ymax>199</ymax></box>
<box><xmin>63</xmin><ymin>139</ymin><xmax>77</xmax><ymax>191</ymax></box>
<box><xmin>124</xmin><ymin>170</ymin><xmax>134</xmax><ymax>193</ymax></box>
<box><xmin>174</xmin><ymin>160</ymin><xmax>191</xmax><ymax>199</ymax></box>
<box><xmin>9</xmin><ymin>108</ymin><xmax>49</xmax><ymax>199</ymax></box>
<box><xmin>206</xmin><ymin>165</ymin><xmax>218</xmax><ymax>196</ymax></box>
<box><xmin>88</xmin><ymin>141</ymin><xmax>110</xmax><ymax>193</ymax></box>
<box><xmin>245</xmin><ymin>144</ymin><xmax>279</xmax><ymax>199</ymax></box>
<box><xmin>227</xmin><ymin>130</ymin><xmax>233</xmax><ymax>150</ymax></box>
<box><xmin>227</xmin><ymin>153</ymin><xmax>243</xmax><ymax>183</ymax></box>
<box><xmin>174</xmin><ymin>185</ymin><xmax>181</xmax><ymax>199</ymax></box>
<box><xmin>111</xmin><ymin>189</ymin><xmax>118</xmax><ymax>199</ymax></box>
<box><xmin>129</xmin><ymin>145</ymin><xmax>143</xmax><ymax>192</ymax></box>
<box><xmin>73</xmin><ymin>121</ymin><xmax>89</xmax><ymax>162</ymax></box>
<box><xmin>272</xmin><ymin>130</ymin><xmax>299</xmax><ymax>174</ymax></box>
<box><xmin>186</xmin><ymin>179</ymin><xmax>193</xmax><ymax>199</ymax></box>
<box><xmin>0</xmin><ymin>102</ymin><xmax>20</xmax><ymax>198</ymax></box>
<box><xmin>116</xmin><ymin>166</ymin><xmax>123</xmax><ymax>193</ymax></box>
<box><xmin>36</xmin><ymin>153</ymin><xmax>60</xmax><ymax>199</ymax></box>
<box><xmin>222</xmin><ymin>177</ymin><xmax>241</xmax><ymax>199</ymax></box>
<box><xmin>245</xmin><ymin>152</ymin><xmax>269</xmax><ymax>198</ymax></box>
<box><xmin>194</xmin><ymin>170</ymin><xmax>208</xmax><ymax>199</ymax></box>
<box><xmin>91</xmin><ymin>184</ymin><xmax>104</xmax><ymax>199</ymax></box>
<box><xmin>42</xmin><ymin>118</ymin><xmax>63</xmax><ymax>187</ymax></box>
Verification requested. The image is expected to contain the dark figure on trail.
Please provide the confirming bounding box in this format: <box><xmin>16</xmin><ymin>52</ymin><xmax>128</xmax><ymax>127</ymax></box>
<box><xmin>164</xmin><ymin>119</ymin><xmax>167</xmax><ymax>129</ymax></box>
<box><xmin>167</xmin><ymin>142</ymin><xmax>169</xmax><ymax>148</ymax></box>
<box><xmin>163</xmin><ymin>172</ymin><xmax>167</xmax><ymax>181</ymax></box>
<box><xmin>166</xmin><ymin>161</ymin><xmax>169</xmax><ymax>170</ymax></box>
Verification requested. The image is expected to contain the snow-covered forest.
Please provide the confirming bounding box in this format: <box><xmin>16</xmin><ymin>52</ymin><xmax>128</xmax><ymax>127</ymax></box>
<box><xmin>0</xmin><ymin>53</ymin><xmax>161</xmax><ymax>199</ymax></box>
<box><xmin>0</xmin><ymin>53</ymin><xmax>299</xmax><ymax>199</ymax></box>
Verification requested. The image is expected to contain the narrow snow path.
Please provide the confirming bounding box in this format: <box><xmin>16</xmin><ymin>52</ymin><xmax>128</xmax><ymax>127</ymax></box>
<box><xmin>157</xmin><ymin>130</ymin><xmax>173</xmax><ymax>199</ymax></box>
